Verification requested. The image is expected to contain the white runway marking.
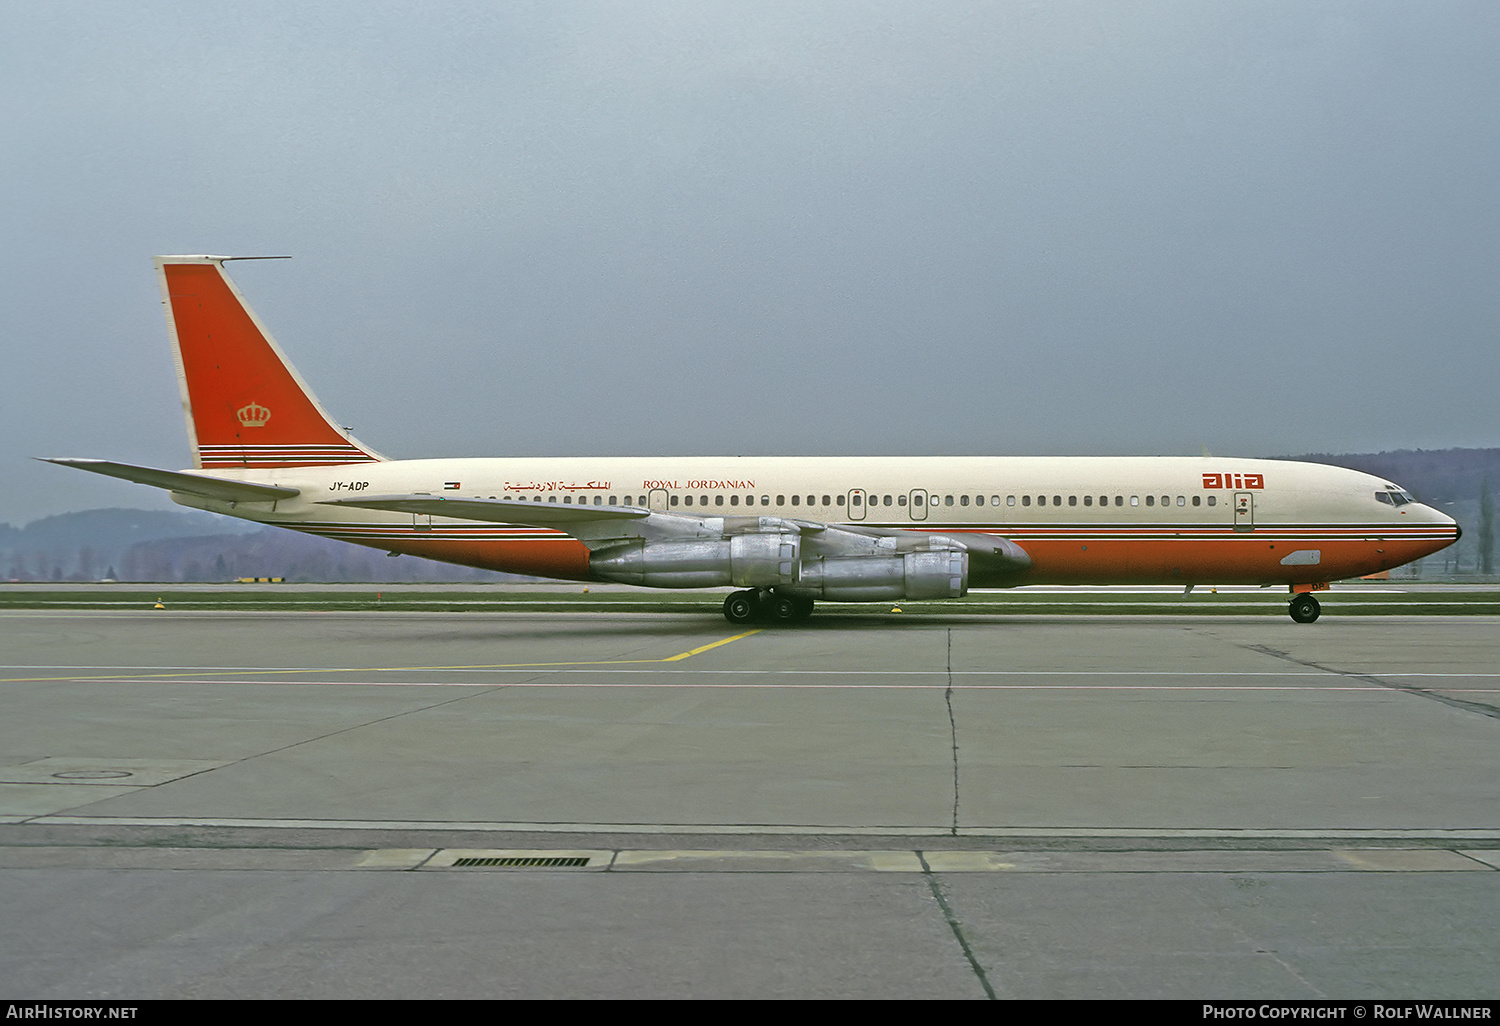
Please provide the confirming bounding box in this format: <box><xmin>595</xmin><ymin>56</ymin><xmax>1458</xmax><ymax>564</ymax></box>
<box><xmin>6</xmin><ymin>674</ymin><xmax>1499</xmax><ymax>693</ymax></box>
<box><xmin>27</xmin><ymin>815</ymin><xmax>1500</xmax><ymax>841</ymax></box>
<box><xmin>7</xmin><ymin>664</ymin><xmax>1500</xmax><ymax>677</ymax></box>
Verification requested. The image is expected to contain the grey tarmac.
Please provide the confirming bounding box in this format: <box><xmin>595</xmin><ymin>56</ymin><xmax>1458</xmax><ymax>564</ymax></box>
<box><xmin>1</xmin><ymin>609</ymin><xmax>1498</xmax><ymax>999</ymax></box>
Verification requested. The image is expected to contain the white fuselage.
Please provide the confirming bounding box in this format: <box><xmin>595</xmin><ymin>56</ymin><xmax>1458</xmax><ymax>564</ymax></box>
<box><xmin>171</xmin><ymin>454</ymin><xmax>1458</xmax><ymax>587</ymax></box>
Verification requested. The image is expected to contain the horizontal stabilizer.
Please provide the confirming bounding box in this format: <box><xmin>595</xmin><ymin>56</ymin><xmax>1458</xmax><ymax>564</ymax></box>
<box><xmin>320</xmin><ymin>494</ymin><xmax>651</xmax><ymax>525</ymax></box>
<box><xmin>41</xmin><ymin>459</ymin><xmax>301</xmax><ymax>503</ymax></box>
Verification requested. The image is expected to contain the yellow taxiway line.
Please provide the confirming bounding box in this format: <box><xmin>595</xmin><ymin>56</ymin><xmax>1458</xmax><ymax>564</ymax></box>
<box><xmin>0</xmin><ymin>629</ymin><xmax>762</xmax><ymax>684</ymax></box>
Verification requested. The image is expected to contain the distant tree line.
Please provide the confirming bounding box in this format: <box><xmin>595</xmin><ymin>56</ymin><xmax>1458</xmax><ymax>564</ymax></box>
<box><xmin>3</xmin><ymin>519</ymin><xmax>520</xmax><ymax>583</ymax></box>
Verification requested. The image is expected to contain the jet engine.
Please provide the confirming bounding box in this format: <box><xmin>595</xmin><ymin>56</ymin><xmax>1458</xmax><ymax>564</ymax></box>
<box><xmin>785</xmin><ymin>550</ymin><xmax>969</xmax><ymax>601</ymax></box>
<box><xmin>589</xmin><ymin>531</ymin><xmax>801</xmax><ymax>589</ymax></box>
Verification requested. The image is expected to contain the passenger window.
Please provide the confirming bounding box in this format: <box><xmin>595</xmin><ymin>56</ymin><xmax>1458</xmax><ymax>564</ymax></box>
<box><xmin>945</xmin><ymin>495</ymin><xmax>954</xmax><ymax>506</ymax></box>
<box><xmin>1192</xmin><ymin>496</ymin><xmax>1201</xmax><ymax>507</ymax></box>
<box><xmin>1036</xmin><ymin>495</ymin><xmax>1045</xmax><ymax>507</ymax></box>
<box><xmin>699</xmin><ymin>495</ymin><xmax>706</xmax><ymax>505</ymax></box>
<box><xmin>1053</xmin><ymin>495</ymin><xmax>1061</xmax><ymax>506</ymax></box>
<box><xmin>913</xmin><ymin>494</ymin><xmax>923</xmax><ymax>506</ymax></box>
<box><xmin>684</xmin><ymin>495</ymin><xmax>693</xmax><ymax>506</ymax></box>
<box><xmin>849</xmin><ymin>494</ymin><xmax>858</xmax><ymax>506</ymax></box>
<box><xmin>777</xmin><ymin>495</ymin><xmax>785</xmax><ymax>505</ymax></box>
<box><xmin>792</xmin><ymin>495</ymin><xmax>800</xmax><ymax>506</ymax></box>
<box><xmin>1114</xmin><ymin>496</ymin><xmax>1123</xmax><ymax>506</ymax></box>
<box><xmin>595</xmin><ymin>495</ymin><xmax>602</xmax><ymax>505</ymax></box>
<box><xmin>1007</xmin><ymin>495</ymin><xmax>1015</xmax><ymax>506</ymax></box>
<box><xmin>610</xmin><ymin>496</ymin><xmax>618</xmax><ymax>505</ymax></box>
<box><xmin>730</xmin><ymin>495</ymin><xmax>739</xmax><ymax>506</ymax></box>
<box><xmin>548</xmin><ymin>495</ymin><xmax>557</xmax><ymax>503</ymax></box>
<box><xmin>974</xmin><ymin>495</ymin><xmax>984</xmax><ymax>507</ymax></box>
<box><xmin>898</xmin><ymin>494</ymin><xmax>907</xmax><ymax>506</ymax></box>
<box><xmin>807</xmin><ymin>495</ymin><xmax>815</xmax><ymax>506</ymax></box>
<box><xmin>882</xmin><ymin>495</ymin><xmax>891</xmax><ymax>506</ymax></box>
<box><xmin>1177</xmin><ymin>496</ymin><xmax>1185</xmax><ymax>506</ymax></box>
<box><xmin>1069</xmin><ymin>495</ymin><xmax>1077</xmax><ymax>506</ymax></box>
<box><xmin>1161</xmin><ymin>495</ymin><xmax>1169</xmax><ymax>506</ymax></box>
<box><xmin>668</xmin><ymin>495</ymin><xmax>677</xmax><ymax>506</ymax></box>
<box><xmin>1022</xmin><ymin>495</ymin><xmax>1031</xmax><ymax>507</ymax></box>
<box><xmin>563</xmin><ymin>495</ymin><xmax>572</xmax><ymax>504</ymax></box>
<box><xmin>836</xmin><ymin>494</ymin><xmax>845</xmax><ymax>506</ymax></box>
<box><xmin>1099</xmin><ymin>495</ymin><xmax>1108</xmax><ymax>506</ymax></box>
<box><xmin>761</xmin><ymin>496</ymin><xmax>770</xmax><ymax>506</ymax></box>
<box><xmin>991</xmin><ymin>495</ymin><xmax>1002</xmax><ymax>506</ymax></box>
<box><xmin>824</xmin><ymin>495</ymin><xmax>832</xmax><ymax>506</ymax></box>
<box><xmin>960</xmin><ymin>495</ymin><xmax>969</xmax><ymax>506</ymax></box>
<box><xmin>1207</xmin><ymin>495</ymin><xmax>1217</xmax><ymax>506</ymax></box>
<box><xmin>1145</xmin><ymin>495</ymin><xmax>1154</xmax><ymax>506</ymax></box>
<box><xmin>1130</xmin><ymin>496</ymin><xmax>1139</xmax><ymax>506</ymax></box>
<box><xmin>1084</xmin><ymin>495</ymin><xmax>1092</xmax><ymax>507</ymax></box>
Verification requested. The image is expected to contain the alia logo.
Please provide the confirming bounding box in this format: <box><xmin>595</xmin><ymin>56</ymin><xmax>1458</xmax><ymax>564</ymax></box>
<box><xmin>236</xmin><ymin>402</ymin><xmax>271</xmax><ymax>427</ymax></box>
<box><xmin>1202</xmin><ymin>473</ymin><xmax>1264</xmax><ymax>489</ymax></box>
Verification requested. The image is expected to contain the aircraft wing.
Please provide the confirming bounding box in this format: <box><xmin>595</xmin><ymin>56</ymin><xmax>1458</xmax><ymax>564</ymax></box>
<box><xmin>319</xmin><ymin>494</ymin><xmax>649</xmax><ymax>526</ymax></box>
<box><xmin>321</xmin><ymin>493</ymin><xmax>1030</xmax><ymax>571</ymax></box>
<box><xmin>41</xmin><ymin>458</ymin><xmax>301</xmax><ymax>503</ymax></box>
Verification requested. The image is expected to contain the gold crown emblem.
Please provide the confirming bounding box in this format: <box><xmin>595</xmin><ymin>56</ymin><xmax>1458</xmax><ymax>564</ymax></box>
<box><xmin>236</xmin><ymin>401</ymin><xmax>271</xmax><ymax>427</ymax></box>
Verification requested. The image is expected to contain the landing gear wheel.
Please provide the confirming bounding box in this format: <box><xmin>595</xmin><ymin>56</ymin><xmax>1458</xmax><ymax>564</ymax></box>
<box><xmin>1289</xmin><ymin>594</ymin><xmax>1321</xmax><ymax>624</ymax></box>
<box><xmin>723</xmin><ymin>590</ymin><xmax>759</xmax><ymax>624</ymax></box>
<box><xmin>766</xmin><ymin>594</ymin><xmax>803</xmax><ymax>623</ymax></box>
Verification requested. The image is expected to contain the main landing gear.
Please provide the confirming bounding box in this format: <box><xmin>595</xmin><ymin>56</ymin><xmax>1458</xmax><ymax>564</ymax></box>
<box><xmin>723</xmin><ymin>589</ymin><xmax>815</xmax><ymax>625</ymax></box>
<box><xmin>1288</xmin><ymin>593</ymin><xmax>1321</xmax><ymax>623</ymax></box>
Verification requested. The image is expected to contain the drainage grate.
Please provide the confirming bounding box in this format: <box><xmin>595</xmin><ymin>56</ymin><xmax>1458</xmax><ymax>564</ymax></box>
<box><xmin>452</xmin><ymin>856</ymin><xmax>591</xmax><ymax>868</ymax></box>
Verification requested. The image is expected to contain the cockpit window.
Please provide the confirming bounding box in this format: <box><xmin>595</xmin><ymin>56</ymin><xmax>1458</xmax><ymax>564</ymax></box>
<box><xmin>1375</xmin><ymin>491</ymin><xmax>1393</xmax><ymax>505</ymax></box>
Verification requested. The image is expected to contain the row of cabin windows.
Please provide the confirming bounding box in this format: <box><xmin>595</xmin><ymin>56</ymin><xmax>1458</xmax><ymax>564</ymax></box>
<box><xmin>1011</xmin><ymin>494</ymin><xmax>1216</xmax><ymax>508</ymax></box>
<box><xmin>497</xmin><ymin>492</ymin><xmax>1218</xmax><ymax>510</ymax></box>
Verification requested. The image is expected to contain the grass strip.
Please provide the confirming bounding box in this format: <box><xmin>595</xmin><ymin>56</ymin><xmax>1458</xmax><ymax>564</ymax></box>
<box><xmin>2</xmin><ymin>589</ymin><xmax>1497</xmax><ymax>615</ymax></box>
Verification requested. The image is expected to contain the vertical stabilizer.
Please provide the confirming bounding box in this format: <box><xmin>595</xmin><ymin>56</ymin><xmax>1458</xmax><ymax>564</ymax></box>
<box><xmin>155</xmin><ymin>255</ymin><xmax>383</xmax><ymax>469</ymax></box>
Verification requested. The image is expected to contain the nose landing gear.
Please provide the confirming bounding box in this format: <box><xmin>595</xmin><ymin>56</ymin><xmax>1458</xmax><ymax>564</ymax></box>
<box><xmin>1289</xmin><ymin>593</ymin><xmax>1321</xmax><ymax>623</ymax></box>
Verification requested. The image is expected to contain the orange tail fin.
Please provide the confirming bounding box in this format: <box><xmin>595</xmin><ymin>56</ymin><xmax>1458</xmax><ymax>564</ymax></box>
<box><xmin>156</xmin><ymin>255</ymin><xmax>383</xmax><ymax>470</ymax></box>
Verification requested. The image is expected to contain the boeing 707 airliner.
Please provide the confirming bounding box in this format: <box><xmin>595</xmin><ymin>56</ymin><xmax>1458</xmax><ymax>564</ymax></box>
<box><xmin>46</xmin><ymin>256</ymin><xmax>1460</xmax><ymax>624</ymax></box>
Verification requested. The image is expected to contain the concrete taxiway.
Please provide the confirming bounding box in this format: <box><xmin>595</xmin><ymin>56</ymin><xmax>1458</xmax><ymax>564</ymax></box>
<box><xmin>2</xmin><ymin>609</ymin><xmax>1498</xmax><ymax>998</ymax></box>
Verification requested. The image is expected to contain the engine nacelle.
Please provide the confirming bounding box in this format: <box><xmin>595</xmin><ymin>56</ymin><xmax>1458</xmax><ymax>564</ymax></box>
<box><xmin>589</xmin><ymin>532</ymin><xmax>801</xmax><ymax>589</ymax></box>
<box><xmin>785</xmin><ymin>550</ymin><xmax>969</xmax><ymax>601</ymax></box>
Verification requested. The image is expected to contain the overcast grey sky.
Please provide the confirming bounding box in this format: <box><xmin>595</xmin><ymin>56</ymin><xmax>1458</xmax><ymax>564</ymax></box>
<box><xmin>4</xmin><ymin>1</ymin><xmax>1497</xmax><ymax>525</ymax></box>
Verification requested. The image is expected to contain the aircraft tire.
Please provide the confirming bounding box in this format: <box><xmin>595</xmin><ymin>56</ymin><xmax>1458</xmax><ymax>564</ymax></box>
<box><xmin>765</xmin><ymin>593</ymin><xmax>804</xmax><ymax>624</ymax></box>
<box><xmin>723</xmin><ymin>590</ymin><xmax>759</xmax><ymax>624</ymax></box>
<box><xmin>1289</xmin><ymin>594</ymin><xmax>1321</xmax><ymax>623</ymax></box>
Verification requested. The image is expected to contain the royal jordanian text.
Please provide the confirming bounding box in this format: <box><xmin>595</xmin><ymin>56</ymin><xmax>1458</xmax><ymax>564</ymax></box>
<box><xmin>641</xmin><ymin>479</ymin><xmax>756</xmax><ymax>490</ymax></box>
